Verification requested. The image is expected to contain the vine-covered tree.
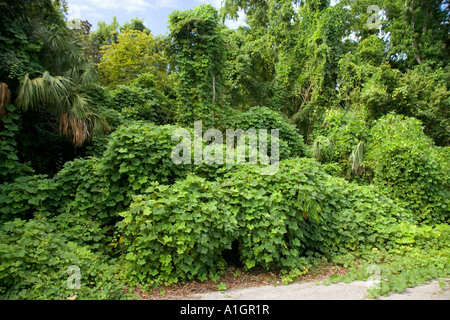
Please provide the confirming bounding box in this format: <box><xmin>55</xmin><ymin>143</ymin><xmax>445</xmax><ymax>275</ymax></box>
<box><xmin>168</xmin><ymin>4</ymin><xmax>227</xmax><ymax>128</ymax></box>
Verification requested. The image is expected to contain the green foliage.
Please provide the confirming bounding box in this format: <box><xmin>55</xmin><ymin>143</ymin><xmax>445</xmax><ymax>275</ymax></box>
<box><xmin>109</xmin><ymin>75</ymin><xmax>175</xmax><ymax>125</ymax></box>
<box><xmin>311</xmin><ymin>136</ymin><xmax>334</xmax><ymax>163</ymax></box>
<box><xmin>98</xmin><ymin>29</ymin><xmax>168</xmax><ymax>88</ymax></box>
<box><xmin>101</xmin><ymin>122</ymin><xmax>190</xmax><ymax>185</ymax></box>
<box><xmin>0</xmin><ymin>217</ymin><xmax>128</xmax><ymax>300</ymax></box>
<box><xmin>0</xmin><ymin>175</ymin><xmax>59</xmax><ymax>223</ymax></box>
<box><xmin>117</xmin><ymin>175</ymin><xmax>238</xmax><ymax>286</ymax></box>
<box><xmin>392</xmin><ymin>65</ymin><xmax>450</xmax><ymax>146</ymax></box>
<box><xmin>64</xmin><ymin>123</ymin><xmax>191</xmax><ymax>222</ymax></box>
<box><xmin>120</xmin><ymin>18</ymin><xmax>151</xmax><ymax>34</ymax></box>
<box><xmin>336</xmin><ymin>35</ymin><xmax>387</xmax><ymax>108</ymax></box>
<box><xmin>1</xmin><ymin>0</ymin><xmax>449</xmax><ymax>301</ymax></box>
<box><xmin>50</xmin><ymin>123</ymin><xmax>192</xmax><ymax>225</ymax></box>
<box><xmin>232</xmin><ymin>106</ymin><xmax>305</xmax><ymax>158</ymax></box>
<box><xmin>217</xmin><ymin>282</ymin><xmax>228</xmax><ymax>291</ymax></box>
<box><xmin>309</xmin><ymin>108</ymin><xmax>369</xmax><ymax>178</ymax></box>
<box><xmin>0</xmin><ymin>0</ymin><xmax>66</xmax><ymax>83</ymax></box>
<box><xmin>320</xmin><ymin>108</ymin><xmax>369</xmax><ymax>161</ymax></box>
<box><xmin>223</xmin><ymin>158</ymin><xmax>412</xmax><ymax>269</ymax></box>
<box><xmin>329</xmin><ymin>223</ymin><xmax>450</xmax><ymax>299</ymax></box>
<box><xmin>222</xmin><ymin>159</ymin><xmax>324</xmax><ymax>270</ymax></box>
<box><xmin>116</xmin><ymin>156</ymin><xmax>415</xmax><ymax>286</ymax></box>
<box><xmin>366</xmin><ymin>114</ymin><xmax>449</xmax><ymax>223</ymax></box>
<box><xmin>0</xmin><ymin>104</ymin><xmax>33</xmax><ymax>182</ymax></box>
<box><xmin>169</xmin><ymin>4</ymin><xmax>227</xmax><ymax>128</ymax></box>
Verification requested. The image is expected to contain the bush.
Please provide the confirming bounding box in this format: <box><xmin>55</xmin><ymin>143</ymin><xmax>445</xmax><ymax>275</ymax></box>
<box><xmin>0</xmin><ymin>217</ymin><xmax>128</xmax><ymax>300</ymax></box>
<box><xmin>109</xmin><ymin>74</ymin><xmax>175</xmax><ymax>125</ymax></box>
<box><xmin>221</xmin><ymin>160</ymin><xmax>325</xmax><ymax>270</ymax></box>
<box><xmin>54</xmin><ymin>158</ymin><xmax>113</xmax><ymax>249</ymax></box>
<box><xmin>232</xmin><ymin>106</ymin><xmax>305</xmax><ymax>159</ymax></box>
<box><xmin>0</xmin><ymin>175</ymin><xmax>60</xmax><ymax>223</ymax></box>
<box><xmin>116</xmin><ymin>157</ymin><xmax>413</xmax><ymax>286</ymax></box>
<box><xmin>52</xmin><ymin>123</ymin><xmax>193</xmax><ymax>224</ymax></box>
<box><xmin>79</xmin><ymin>123</ymin><xmax>190</xmax><ymax>221</ymax></box>
<box><xmin>54</xmin><ymin>157</ymin><xmax>114</xmax><ymax>222</ymax></box>
<box><xmin>100</xmin><ymin>122</ymin><xmax>190</xmax><ymax>184</ymax></box>
<box><xmin>366</xmin><ymin>114</ymin><xmax>449</xmax><ymax>223</ymax></box>
<box><xmin>222</xmin><ymin>159</ymin><xmax>411</xmax><ymax>269</ymax></box>
<box><xmin>320</xmin><ymin>180</ymin><xmax>414</xmax><ymax>255</ymax></box>
<box><xmin>117</xmin><ymin>175</ymin><xmax>238</xmax><ymax>286</ymax></box>
<box><xmin>310</xmin><ymin>135</ymin><xmax>334</xmax><ymax>163</ymax></box>
<box><xmin>316</xmin><ymin>108</ymin><xmax>369</xmax><ymax>162</ymax></box>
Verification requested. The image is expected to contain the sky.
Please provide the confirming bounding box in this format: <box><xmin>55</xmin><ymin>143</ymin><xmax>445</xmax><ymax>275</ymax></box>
<box><xmin>66</xmin><ymin>0</ymin><xmax>248</xmax><ymax>36</ymax></box>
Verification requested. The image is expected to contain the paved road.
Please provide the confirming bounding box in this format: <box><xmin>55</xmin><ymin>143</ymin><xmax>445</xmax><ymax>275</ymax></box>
<box><xmin>186</xmin><ymin>279</ymin><xmax>450</xmax><ymax>300</ymax></box>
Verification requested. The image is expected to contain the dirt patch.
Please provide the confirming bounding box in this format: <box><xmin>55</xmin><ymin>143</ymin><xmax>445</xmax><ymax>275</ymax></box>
<box><xmin>130</xmin><ymin>264</ymin><xmax>349</xmax><ymax>300</ymax></box>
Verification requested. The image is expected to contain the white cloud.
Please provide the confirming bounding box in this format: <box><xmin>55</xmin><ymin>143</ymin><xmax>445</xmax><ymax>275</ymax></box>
<box><xmin>151</xmin><ymin>0</ymin><xmax>180</xmax><ymax>9</ymax></box>
<box><xmin>67</xmin><ymin>4</ymin><xmax>94</xmax><ymax>20</ymax></box>
<box><xmin>225</xmin><ymin>9</ymin><xmax>248</xmax><ymax>30</ymax></box>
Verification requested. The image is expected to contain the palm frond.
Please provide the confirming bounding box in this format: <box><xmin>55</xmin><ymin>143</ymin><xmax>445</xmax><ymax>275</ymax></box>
<box><xmin>16</xmin><ymin>72</ymin><xmax>73</xmax><ymax>112</ymax></box>
<box><xmin>43</xmin><ymin>25</ymin><xmax>84</xmax><ymax>74</ymax></box>
<box><xmin>59</xmin><ymin>112</ymin><xmax>89</xmax><ymax>147</ymax></box>
<box><xmin>17</xmin><ymin>72</ymin><xmax>110</xmax><ymax>147</ymax></box>
<box><xmin>63</xmin><ymin>61</ymin><xmax>99</xmax><ymax>86</ymax></box>
<box><xmin>0</xmin><ymin>83</ymin><xmax>11</xmax><ymax>119</ymax></box>
<box><xmin>350</xmin><ymin>142</ymin><xmax>365</xmax><ymax>175</ymax></box>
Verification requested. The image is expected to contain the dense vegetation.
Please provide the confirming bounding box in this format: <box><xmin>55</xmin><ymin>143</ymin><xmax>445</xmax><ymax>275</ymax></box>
<box><xmin>0</xmin><ymin>0</ymin><xmax>448</xmax><ymax>299</ymax></box>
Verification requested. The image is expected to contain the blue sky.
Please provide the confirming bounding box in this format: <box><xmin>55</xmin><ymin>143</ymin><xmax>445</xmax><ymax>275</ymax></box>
<box><xmin>66</xmin><ymin>0</ymin><xmax>247</xmax><ymax>36</ymax></box>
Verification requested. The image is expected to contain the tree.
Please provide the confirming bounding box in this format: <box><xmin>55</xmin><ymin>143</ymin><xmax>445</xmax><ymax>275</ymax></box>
<box><xmin>16</xmin><ymin>72</ymin><xmax>109</xmax><ymax>147</ymax></box>
<box><xmin>381</xmin><ymin>0</ymin><xmax>449</xmax><ymax>68</ymax></box>
<box><xmin>0</xmin><ymin>0</ymin><xmax>108</xmax><ymax>150</ymax></box>
<box><xmin>168</xmin><ymin>4</ymin><xmax>227</xmax><ymax>128</ymax></box>
<box><xmin>98</xmin><ymin>29</ymin><xmax>168</xmax><ymax>88</ymax></box>
<box><xmin>85</xmin><ymin>16</ymin><xmax>120</xmax><ymax>64</ymax></box>
<box><xmin>120</xmin><ymin>18</ymin><xmax>151</xmax><ymax>34</ymax></box>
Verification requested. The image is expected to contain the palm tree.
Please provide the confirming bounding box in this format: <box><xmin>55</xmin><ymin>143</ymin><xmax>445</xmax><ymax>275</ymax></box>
<box><xmin>15</xmin><ymin>25</ymin><xmax>110</xmax><ymax>147</ymax></box>
<box><xmin>16</xmin><ymin>72</ymin><xmax>109</xmax><ymax>147</ymax></box>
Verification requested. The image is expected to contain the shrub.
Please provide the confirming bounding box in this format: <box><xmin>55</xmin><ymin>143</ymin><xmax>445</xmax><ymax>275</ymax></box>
<box><xmin>311</xmin><ymin>135</ymin><xmax>334</xmax><ymax>163</ymax></box>
<box><xmin>221</xmin><ymin>160</ymin><xmax>325</xmax><ymax>270</ymax></box>
<box><xmin>366</xmin><ymin>114</ymin><xmax>449</xmax><ymax>223</ymax></box>
<box><xmin>192</xmin><ymin>136</ymin><xmax>274</xmax><ymax>181</ymax></box>
<box><xmin>70</xmin><ymin>123</ymin><xmax>190</xmax><ymax>221</ymax></box>
<box><xmin>116</xmin><ymin>156</ymin><xmax>414</xmax><ymax>285</ymax></box>
<box><xmin>0</xmin><ymin>217</ymin><xmax>128</xmax><ymax>300</ymax></box>
<box><xmin>100</xmin><ymin>122</ymin><xmax>190</xmax><ymax>184</ymax></box>
<box><xmin>317</xmin><ymin>108</ymin><xmax>369</xmax><ymax>162</ymax></box>
<box><xmin>109</xmin><ymin>75</ymin><xmax>175</xmax><ymax>125</ymax></box>
<box><xmin>80</xmin><ymin>83</ymin><xmax>113</xmax><ymax>110</ymax></box>
<box><xmin>54</xmin><ymin>157</ymin><xmax>113</xmax><ymax>222</ymax></box>
<box><xmin>320</xmin><ymin>180</ymin><xmax>414</xmax><ymax>255</ymax></box>
<box><xmin>53</xmin><ymin>123</ymin><xmax>193</xmax><ymax>224</ymax></box>
<box><xmin>54</xmin><ymin>158</ymin><xmax>113</xmax><ymax>249</ymax></box>
<box><xmin>232</xmin><ymin>106</ymin><xmax>305</xmax><ymax>159</ymax></box>
<box><xmin>116</xmin><ymin>175</ymin><xmax>238</xmax><ymax>286</ymax></box>
<box><xmin>222</xmin><ymin>159</ymin><xmax>411</xmax><ymax>269</ymax></box>
<box><xmin>0</xmin><ymin>175</ymin><xmax>60</xmax><ymax>223</ymax></box>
